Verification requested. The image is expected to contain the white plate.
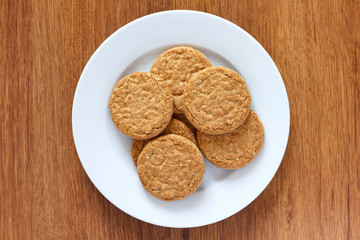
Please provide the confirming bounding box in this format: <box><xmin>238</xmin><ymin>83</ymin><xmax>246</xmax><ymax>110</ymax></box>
<box><xmin>72</xmin><ymin>10</ymin><xmax>290</xmax><ymax>228</ymax></box>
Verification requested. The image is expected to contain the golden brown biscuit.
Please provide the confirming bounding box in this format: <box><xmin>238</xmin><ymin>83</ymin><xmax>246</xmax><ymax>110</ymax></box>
<box><xmin>109</xmin><ymin>72</ymin><xmax>173</xmax><ymax>140</ymax></box>
<box><xmin>173</xmin><ymin>113</ymin><xmax>197</xmax><ymax>135</ymax></box>
<box><xmin>183</xmin><ymin>66</ymin><xmax>251</xmax><ymax>135</ymax></box>
<box><xmin>197</xmin><ymin>110</ymin><xmax>264</xmax><ymax>169</ymax></box>
<box><xmin>162</xmin><ymin>118</ymin><xmax>197</xmax><ymax>144</ymax></box>
<box><xmin>150</xmin><ymin>46</ymin><xmax>212</xmax><ymax>114</ymax></box>
<box><xmin>131</xmin><ymin>118</ymin><xmax>196</xmax><ymax>166</ymax></box>
<box><xmin>137</xmin><ymin>134</ymin><xmax>205</xmax><ymax>201</ymax></box>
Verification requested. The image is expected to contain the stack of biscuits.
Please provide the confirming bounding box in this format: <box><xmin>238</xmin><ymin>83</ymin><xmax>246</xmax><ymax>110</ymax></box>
<box><xmin>109</xmin><ymin>46</ymin><xmax>264</xmax><ymax>201</ymax></box>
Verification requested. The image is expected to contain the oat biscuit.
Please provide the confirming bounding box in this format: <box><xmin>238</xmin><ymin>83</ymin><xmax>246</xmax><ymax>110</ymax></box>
<box><xmin>150</xmin><ymin>46</ymin><xmax>212</xmax><ymax>114</ymax></box>
<box><xmin>197</xmin><ymin>110</ymin><xmax>264</xmax><ymax>169</ymax></box>
<box><xmin>137</xmin><ymin>134</ymin><xmax>205</xmax><ymax>201</ymax></box>
<box><xmin>173</xmin><ymin>113</ymin><xmax>197</xmax><ymax>135</ymax></box>
<box><xmin>183</xmin><ymin>66</ymin><xmax>251</xmax><ymax>135</ymax></box>
<box><xmin>162</xmin><ymin>118</ymin><xmax>197</xmax><ymax>145</ymax></box>
<box><xmin>109</xmin><ymin>72</ymin><xmax>173</xmax><ymax>140</ymax></box>
<box><xmin>131</xmin><ymin>118</ymin><xmax>196</xmax><ymax>166</ymax></box>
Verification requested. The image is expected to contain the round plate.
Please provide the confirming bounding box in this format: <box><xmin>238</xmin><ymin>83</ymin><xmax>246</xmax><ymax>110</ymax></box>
<box><xmin>72</xmin><ymin>10</ymin><xmax>290</xmax><ymax>228</ymax></box>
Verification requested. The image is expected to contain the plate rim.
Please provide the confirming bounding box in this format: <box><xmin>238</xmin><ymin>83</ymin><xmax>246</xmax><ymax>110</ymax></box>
<box><xmin>72</xmin><ymin>10</ymin><xmax>290</xmax><ymax>228</ymax></box>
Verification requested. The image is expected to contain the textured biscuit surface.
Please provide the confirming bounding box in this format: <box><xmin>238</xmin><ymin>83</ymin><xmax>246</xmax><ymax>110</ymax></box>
<box><xmin>109</xmin><ymin>72</ymin><xmax>173</xmax><ymax>140</ymax></box>
<box><xmin>137</xmin><ymin>134</ymin><xmax>204</xmax><ymax>201</ymax></box>
<box><xmin>150</xmin><ymin>46</ymin><xmax>212</xmax><ymax>113</ymax></box>
<box><xmin>197</xmin><ymin>110</ymin><xmax>264</xmax><ymax>169</ymax></box>
<box><xmin>131</xmin><ymin>139</ymin><xmax>150</xmax><ymax>166</ymax></box>
<box><xmin>183</xmin><ymin>66</ymin><xmax>251</xmax><ymax>135</ymax></box>
<box><xmin>131</xmin><ymin>118</ymin><xmax>196</xmax><ymax>166</ymax></box>
<box><xmin>162</xmin><ymin>118</ymin><xmax>197</xmax><ymax>145</ymax></box>
<box><xmin>173</xmin><ymin>113</ymin><xmax>197</xmax><ymax>135</ymax></box>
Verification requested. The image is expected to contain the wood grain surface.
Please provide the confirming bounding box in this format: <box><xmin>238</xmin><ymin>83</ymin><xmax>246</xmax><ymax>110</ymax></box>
<box><xmin>1</xmin><ymin>0</ymin><xmax>359</xmax><ymax>239</ymax></box>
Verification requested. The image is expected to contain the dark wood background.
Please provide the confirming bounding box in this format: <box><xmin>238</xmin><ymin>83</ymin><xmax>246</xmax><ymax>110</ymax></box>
<box><xmin>1</xmin><ymin>0</ymin><xmax>359</xmax><ymax>239</ymax></box>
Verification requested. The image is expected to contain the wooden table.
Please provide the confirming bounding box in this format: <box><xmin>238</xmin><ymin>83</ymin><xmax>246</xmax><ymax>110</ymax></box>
<box><xmin>1</xmin><ymin>0</ymin><xmax>359</xmax><ymax>239</ymax></box>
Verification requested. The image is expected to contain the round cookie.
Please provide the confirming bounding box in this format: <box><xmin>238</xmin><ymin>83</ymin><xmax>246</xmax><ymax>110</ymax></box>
<box><xmin>150</xmin><ymin>46</ymin><xmax>212</xmax><ymax>114</ymax></box>
<box><xmin>197</xmin><ymin>110</ymin><xmax>264</xmax><ymax>169</ymax></box>
<box><xmin>131</xmin><ymin>118</ymin><xmax>197</xmax><ymax>166</ymax></box>
<box><xmin>109</xmin><ymin>72</ymin><xmax>173</xmax><ymax>140</ymax></box>
<box><xmin>183</xmin><ymin>66</ymin><xmax>251</xmax><ymax>135</ymax></box>
<box><xmin>173</xmin><ymin>113</ymin><xmax>197</xmax><ymax>135</ymax></box>
<box><xmin>137</xmin><ymin>134</ymin><xmax>205</xmax><ymax>201</ymax></box>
